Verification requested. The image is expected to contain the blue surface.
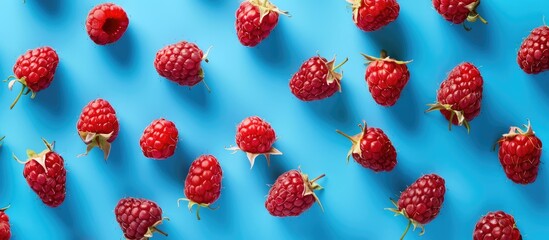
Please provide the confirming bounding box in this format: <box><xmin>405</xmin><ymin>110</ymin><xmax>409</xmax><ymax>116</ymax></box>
<box><xmin>1</xmin><ymin>0</ymin><xmax>549</xmax><ymax>239</ymax></box>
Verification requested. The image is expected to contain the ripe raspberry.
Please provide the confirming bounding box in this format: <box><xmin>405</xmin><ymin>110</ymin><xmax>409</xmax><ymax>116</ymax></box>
<box><xmin>0</xmin><ymin>205</ymin><xmax>10</xmax><ymax>240</ymax></box>
<box><xmin>496</xmin><ymin>121</ymin><xmax>542</xmax><ymax>185</ymax></box>
<box><xmin>114</xmin><ymin>198</ymin><xmax>168</xmax><ymax>240</ymax></box>
<box><xmin>227</xmin><ymin>116</ymin><xmax>282</xmax><ymax>168</ymax></box>
<box><xmin>14</xmin><ymin>138</ymin><xmax>66</xmax><ymax>207</ymax></box>
<box><xmin>432</xmin><ymin>0</ymin><xmax>487</xmax><ymax>28</ymax></box>
<box><xmin>178</xmin><ymin>155</ymin><xmax>223</xmax><ymax>220</ymax></box>
<box><xmin>517</xmin><ymin>26</ymin><xmax>549</xmax><ymax>74</ymax></box>
<box><xmin>76</xmin><ymin>99</ymin><xmax>119</xmax><ymax>160</ymax></box>
<box><xmin>265</xmin><ymin>170</ymin><xmax>325</xmax><ymax>217</ymax></box>
<box><xmin>363</xmin><ymin>50</ymin><xmax>411</xmax><ymax>106</ymax></box>
<box><xmin>86</xmin><ymin>3</ymin><xmax>129</xmax><ymax>45</ymax></box>
<box><xmin>387</xmin><ymin>174</ymin><xmax>446</xmax><ymax>239</ymax></box>
<box><xmin>473</xmin><ymin>211</ymin><xmax>522</xmax><ymax>240</ymax></box>
<box><xmin>154</xmin><ymin>41</ymin><xmax>211</xmax><ymax>89</ymax></box>
<box><xmin>426</xmin><ymin>62</ymin><xmax>483</xmax><ymax>132</ymax></box>
<box><xmin>289</xmin><ymin>56</ymin><xmax>348</xmax><ymax>101</ymax></box>
<box><xmin>336</xmin><ymin>121</ymin><xmax>397</xmax><ymax>172</ymax></box>
<box><xmin>349</xmin><ymin>0</ymin><xmax>400</xmax><ymax>32</ymax></box>
<box><xmin>235</xmin><ymin>0</ymin><xmax>289</xmax><ymax>47</ymax></box>
<box><xmin>7</xmin><ymin>46</ymin><xmax>59</xmax><ymax>109</ymax></box>
<box><xmin>139</xmin><ymin>118</ymin><xmax>179</xmax><ymax>160</ymax></box>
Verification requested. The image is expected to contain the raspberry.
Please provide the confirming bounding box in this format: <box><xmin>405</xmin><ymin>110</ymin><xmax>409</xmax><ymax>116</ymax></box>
<box><xmin>427</xmin><ymin>62</ymin><xmax>483</xmax><ymax>132</ymax></box>
<box><xmin>154</xmin><ymin>41</ymin><xmax>211</xmax><ymax>89</ymax></box>
<box><xmin>76</xmin><ymin>99</ymin><xmax>119</xmax><ymax>160</ymax></box>
<box><xmin>265</xmin><ymin>170</ymin><xmax>325</xmax><ymax>217</ymax></box>
<box><xmin>14</xmin><ymin>139</ymin><xmax>66</xmax><ymax>207</ymax></box>
<box><xmin>114</xmin><ymin>198</ymin><xmax>167</xmax><ymax>240</ymax></box>
<box><xmin>336</xmin><ymin>122</ymin><xmax>397</xmax><ymax>172</ymax></box>
<box><xmin>497</xmin><ymin>121</ymin><xmax>542</xmax><ymax>185</ymax></box>
<box><xmin>178</xmin><ymin>155</ymin><xmax>223</xmax><ymax>220</ymax></box>
<box><xmin>349</xmin><ymin>0</ymin><xmax>400</xmax><ymax>32</ymax></box>
<box><xmin>517</xmin><ymin>26</ymin><xmax>549</xmax><ymax>74</ymax></box>
<box><xmin>139</xmin><ymin>118</ymin><xmax>179</xmax><ymax>160</ymax></box>
<box><xmin>7</xmin><ymin>46</ymin><xmax>59</xmax><ymax>109</ymax></box>
<box><xmin>86</xmin><ymin>3</ymin><xmax>129</xmax><ymax>45</ymax></box>
<box><xmin>432</xmin><ymin>0</ymin><xmax>487</xmax><ymax>29</ymax></box>
<box><xmin>235</xmin><ymin>0</ymin><xmax>288</xmax><ymax>47</ymax></box>
<box><xmin>289</xmin><ymin>56</ymin><xmax>348</xmax><ymax>101</ymax></box>
<box><xmin>227</xmin><ymin>116</ymin><xmax>282</xmax><ymax>168</ymax></box>
<box><xmin>0</xmin><ymin>206</ymin><xmax>10</xmax><ymax>240</ymax></box>
<box><xmin>363</xmin><ymin>50</ymin><xmax>411</xmax><ymax>106</ymax></box>
<box><xmin>387</xmin><ymin>174</ymin><xmax>446</xmax><ymax>239</ymax></box>
<box><xmin>473</xmin><ymin>211</ymin><xmax>522</xmax><ymax>240</ymax></box>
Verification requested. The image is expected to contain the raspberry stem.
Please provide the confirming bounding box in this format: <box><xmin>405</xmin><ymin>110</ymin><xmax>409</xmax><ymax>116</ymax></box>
<box><xmin>400</xmin><ymin>220</ymin><xmax>412</xmax><ymax>240</ymax></box>
<box><xmin>333</xmin><ymin>58</ymin><xmax>349</xmax><ymax>71</ymax></box>
<box><xmin>152</xmin><ymin>227</ymin><xmax>168</xmax><ymax>236</ymax></box>
<box><xmin>10</xmin><ymin>84</ymin><xmax>26</xmax><ymax>110</ymax></box>
<box><xmin>0</xmin><ymin>204</ymin><xmax>9</xmax><ymax>212</ymax></box>
<box><xmin>336</xmin><ymin>130</ymin><xmax>357</xmax><ymax>143</ymax></box>
<box><xmin>310</xmin><ymin>174</ymin><xmax>326</xmax><ymax>183</ymax></box>
<box><xmin>380</xmin><ymin>50</ymin><xmax>388</xmax><ymax>59</ymax></box>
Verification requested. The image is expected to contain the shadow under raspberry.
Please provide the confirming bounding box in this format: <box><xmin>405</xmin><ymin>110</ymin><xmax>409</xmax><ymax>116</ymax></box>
<box><xmin>102</xmin><ymin>27</ymin><xmax>136</xmax><ymax>68</ymax></box>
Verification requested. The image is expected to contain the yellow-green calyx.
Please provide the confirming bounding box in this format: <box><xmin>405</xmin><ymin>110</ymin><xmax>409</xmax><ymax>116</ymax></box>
<box><xmin>143</xmin><ymin>217</ymin><xmax>169</xmax><ymax>239</ymax></box>
<box><xmin>463</xmin><ymin>0</ymin><xmax>487</xmax><ymax>31</ymax></box>
<box><xmin>336</xmin><ymin>122</ymin><xmax>368</xmax><ymax>164</ymax></box>
<box><xmin>502</xmin><ymin>120</ymin><xmax>535</xmax><ymax>138</ymax></box>
<box><xmin>385</xmin><ymin>199</ymin><xmax>425</xmax><ymax>240</ymax></box>
<box><xmin>7</xmin><ymin>75</ymin><xmax>36</xmax><ymax>110</ymax></box>
<box><xmin>426</xmin><ymin>103</ymin><xmax>471</xmax><ymax>133</ymax></box>
<box><xmin>78</xmin><ymin>131</ymin><xmax>113</xmax><ymax>160</ymax></box>
<box><xmin>177</xmin><ymin>198</ymin><xmax>218</xmax><ymax>221</ymax></box>
<box><xmin>225</xmin><ymin>145</ymin><xmax>282</xmax><ymax>169</ymax></box>
<box><xmin>324</xmin><ymin>56</ymin><xmax>348</xmax><ymax>92</ymax></box>
<box><xmin>362</xmin><ymin>50</ymin><xmax>412</xmax><ymax>65</ymax></box>
<box><xmin>348</xmin><ymin>0</ymin><xmax>362</xmax><ymax>24</ymax></box>
<box><xmin>13</xmin><ymin>138</ymin><xmax>55</xmax><ymax>172</ymax></box>
<box><xmin>300</xmin><ymin>171</ymin><xmax>325</xmax><ymax>212</ymax></box>
<box><xmin>249</xmin><ymin>0</ymin><xmax>289</xmax><ymax>23</ymax></box>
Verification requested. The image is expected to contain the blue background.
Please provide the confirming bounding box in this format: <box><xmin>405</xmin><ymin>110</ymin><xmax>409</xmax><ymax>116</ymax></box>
<box><xmin>0</xmin><ymin>0</ymin><xmax>548</xmax><ymax>239</ymax></box>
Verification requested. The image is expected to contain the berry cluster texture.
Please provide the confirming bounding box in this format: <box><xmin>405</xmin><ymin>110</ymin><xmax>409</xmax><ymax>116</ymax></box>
<box><xmin>2</xmin><ymin>0</ymin><xmax>547</xmax><ymax>239</ymax></box>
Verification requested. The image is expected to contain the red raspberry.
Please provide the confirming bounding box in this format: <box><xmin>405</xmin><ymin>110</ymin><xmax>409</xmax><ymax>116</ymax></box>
<box><xmin>14</xmin><ymin>139</ymin><xmax>66</xmax><ymax>207</ymax></box>
<box><xmin>114</xmin><ymin>198</ymin><xmax>167</xmax><ymax>240</ymax></box>
<box><xmin>154</xmin><ymin>41</ymin><xmax>211</xmax><ymax>89</ymax></box>
<box><xmin>0</xmin><ymin>206</ymin><xmax>10</xmax><ymax>240</ymax></box>
<box><xmin>139</xmin><ymin>118</ymin><xmax>179</xmax><ymax>160</ymax></box>
<box><xmin>7</xmin><ymin>46</ymin><xmax>59</xmax><ymax>109</ymax></box>
<box><xmin>363</xmin><ymin>50</ymin><xmax>411</xmax><ymax>106</ymax></box>
<box><xmin>227</xmin><ymin>116</ymin><xmax>282</xmax><ymax>168</ymax></box>
<box><xmin>265</xmin><ymin>170</ymin><xmax>325</xmax><ymax>217</ymax></box>
<box><xmin>496</xmin><ymin>121</ymin><xmax>542</xmax><ymax>185</ymax></box>
<box><xmin>387</xmin><ymin>174</ymin><xmax>446</xmax><ymax>239</ymax></box>
<box><xmin>178</xmin><ymin>155</ymin><xmax>223</xmax><ymax>220</ymax></box>
<box><xmin>289</xmin><ymin>56</ymin><xmax>348</xmax><ymax>101</ymax></box>
<box><xmin>426</xmin><ymin>62</ymin><xmax>483</xmax><ymax>132</ymax></box>
<box><xmin>235</xmin><ymin>0</ymin><xmax>288</xmax><ymax>47</ymax></box>
<box><xmin>76</xmin><ymin>99</ymin><xmax>119</xmax><ymax>160</ymax></box>
<box><xmin>517</xmin><ymin>26</ymin><xmax>549</xmax><ymax>74</ymax></box>
<box><xmin>349</xmin><ymin>0</ymin><xmax>400</xmax><ymax>32</ymax></box>
<box><xmin>432</xmin><ymin>0</ymin><xmax>487</xmax><ymax>28</ymax></box>
<box><xmin>336</xmin><ymin>122</ymin><xmax>397</xmax><ymax>172</ymax></box>
<box><xmin>473</xmin><ymin>211</ymin><xmax>522</xmax><ymax>240</ymax></box>
<box><xmin>85</xmin><ymin>3</ymin><xmax>129</xmax><ymax>45</ymax></box>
